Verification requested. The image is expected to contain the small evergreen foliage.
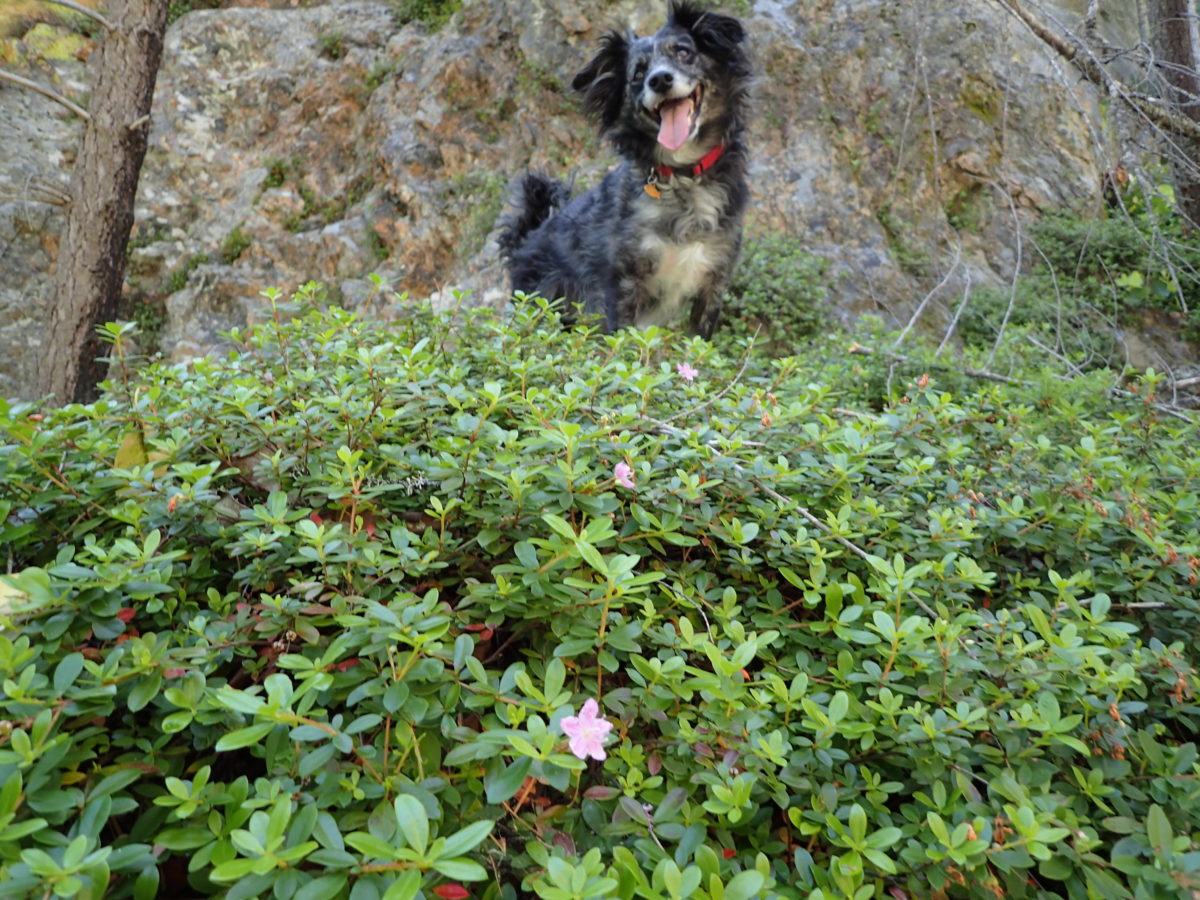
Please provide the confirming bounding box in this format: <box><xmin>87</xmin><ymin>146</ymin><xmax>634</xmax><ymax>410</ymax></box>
<box><xmin>391</xmin><ymin>0</ymin><xmax>461</xmax><ymax>30</ymax></box>
<box><xmin>167</xmin><ymin>0</ymin><xmax>223</xmax><ymax>27</ymax></box>
<box><xmin>721</xmin><ymin>234</ymin><xmax>829</xmax><ymax>353</ymax></box>
<box><xmin>1</xmin><ymin>296</ymin><xmax>1198</xmax><ymax>899</ymax></box>
<box><xmin>959</xmin><ymin>183</ymin><xmax>1200</xmax><ymax>363</ymax></box>
<box><xmin>220</xmin><ymin>227</ymin><xmax>252</xmax><ymax>265</ymax></box>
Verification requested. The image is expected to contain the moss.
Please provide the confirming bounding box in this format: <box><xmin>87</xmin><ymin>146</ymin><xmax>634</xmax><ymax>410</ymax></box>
<box><xmin>363</xmin><ymin>60</ymin><xmax>396</xmax><ymax>94</ymax></box>
<box><xmin>167</xmin><ymin>0</ymin><xmax>223</xmax><ymax>27</ymax></box>
<box><xmin>960</xmin><ymin>76</ymin><xmax>1001</xmax><ymax>124</ymax></box>
<box><xmin>220</xmin><ymin>227</ymin><xmax>252</xmax><ymax>264</ymax></box>
<box><xmin>877</xmin><ymin>202</ymin><xmax>932</xmax><ymax>275</ymax></box>
<box><xmin>164</xmin><ymin>253</ymin><xmax>208</xmax><ymax>294</ymax></box>
<box><xmin>442</xmin><ymin>172</ymin><xmax>506</xmax><ymax>257</ymax></box>
<box><xmin>391</xmin><ymin>0</ymin><xmax>460</xmax><ymax>30</ymax></box>
<box><xmin>19</xmin><ymin>22</ymin><xmax>89</xmax><ymax>60</ymax></box>
<box><xmin>365</xmin><ymin>227</ymin><xmax>390</xmax><ymax>262</ymax></box>
<box><xmin>945</xmin><ymin>185</ymin><xmax>987</xmax><ymax>234</ymax></box>
<box><xmin>318</xmin><ymin>30</ymin><xmax>345</xmax><ymax>61</ymax></box>
<box><xmin>261</xmin><ymin>156</ymin><xmax>296</xmax><ymax>190</ymax></box>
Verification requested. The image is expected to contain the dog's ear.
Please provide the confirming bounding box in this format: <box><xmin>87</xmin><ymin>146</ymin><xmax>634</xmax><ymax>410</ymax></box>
<box><xmin>572</xmin><ymin>30</ymin><xmax>629</xmax><ymax>131</ymax></box>
<box><xmin>669</xmin><ymin>1</ymin><xmax>745</xmax><ymax>59</ymax></box>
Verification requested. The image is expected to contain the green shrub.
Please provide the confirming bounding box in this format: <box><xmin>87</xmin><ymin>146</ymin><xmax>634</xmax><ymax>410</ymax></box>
<box><xmin>1</xmin><ymin>295</ymin><xmax>1198</xmax><ymax>899</ymax></box>
<box><xmin>318</xmin><ymin>30</ymin><xmax>346</xmax><ymax>61</ymax></box>
<box><xmin>220</xmin><ymin>227</ymin><xmax>252</xmax><ymax>264</ymax></box>
<box><xmin>167</xmin><ymin>0</ymin><xmax>223</xmax><ymax>27</ymax></box>
<box><xmin>391</xmin><ymin>0</ymin><xmax>460</xmax><ymax>30</ymax></box>
<box><xmin>721</xmin><ymin>233</ymin><xmax>830</xmax><ymax>354</ymax></box>
<box><xmin>959</xmin><ymin>183</ymin><xmax>1200</xmax><ymax>364</ymax></box>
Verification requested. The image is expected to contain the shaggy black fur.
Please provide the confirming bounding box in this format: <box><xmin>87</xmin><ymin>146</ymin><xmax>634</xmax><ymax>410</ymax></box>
<box><xmin>497</xmin><ymin>1</ymin><xmax>752</xmax><ymax>338</ymax></box>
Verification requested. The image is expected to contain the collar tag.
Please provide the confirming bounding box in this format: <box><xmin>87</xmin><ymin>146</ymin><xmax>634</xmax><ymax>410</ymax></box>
<box><xmin>644</xmin><ymin>171</ymin><xmax>662</xmax><ymax>199</ymax></box>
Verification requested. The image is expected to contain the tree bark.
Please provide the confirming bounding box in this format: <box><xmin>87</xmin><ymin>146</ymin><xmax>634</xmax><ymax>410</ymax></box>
<box><xmin>40</xmin><ymin>0</ymin><xmax>168</xmax><ymax>404</ymax></box>
<box><xmin>1150</xmin><ymin>0</ymin><xmax>1200</xmax><ymax>227</ymax></box>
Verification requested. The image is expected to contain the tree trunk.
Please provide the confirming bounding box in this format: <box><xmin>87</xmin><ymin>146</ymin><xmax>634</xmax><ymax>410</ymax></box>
<box><xmin>40</xmin><ymin>0</ymin><xmax>168</xmax><ymax>404</ymax></box>
<box><xmin>1150</xmin><ymin>0</ymin><xmax>1200</xmax><ymax>227</ymax></box>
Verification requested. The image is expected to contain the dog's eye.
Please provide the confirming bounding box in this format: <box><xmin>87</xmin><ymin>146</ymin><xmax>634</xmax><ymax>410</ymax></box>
<box><xmin>632</xmin><ymin>65</ymin><xmax>646</xmax><ymax>82</ymax></box>
<box><xmin>675</xmin><ymin>47</ymin><xmax>693</xmax><ymax>62</ymax></box>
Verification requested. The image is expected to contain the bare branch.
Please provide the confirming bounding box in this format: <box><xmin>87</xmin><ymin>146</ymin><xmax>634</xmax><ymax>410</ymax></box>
<box><xmin>850</xmin><ymin>342</ymin><xmax>1029</xmax><ymax>386</ymax></box>
<box><xmin>29</xmin><ymin>183</ymin><xmax>71</xmax><ymax>206</ymax></box>
<box><xmin>996</xmin><ymin>0</ymin><xmax>1200</xmax><ymax>143</ymax></box>
<box><xmin>39</xmin><ymin>0</ymin><xmax>114</xmax><ymax>30</ymax></box>
<box><xmin>1083</xmin><ymin>0</ymin><xmax>1101</xmax><ymax>43</ymax></box>
<box><xmin>0</xmin><ymin>69</ymin><xmax>91</xmax><ymax>120</ymax></box>
<box><xmin>893</xmin><ymin>239</ymin><xmax>962</xmax><ymax>349</ymax></box>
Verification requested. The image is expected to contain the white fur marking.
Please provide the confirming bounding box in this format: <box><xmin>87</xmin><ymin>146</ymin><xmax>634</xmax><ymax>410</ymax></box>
<box><xmin>637</xmin><ymin>240</ymin><xmax>714</xmax><ymax>328</ymax></box>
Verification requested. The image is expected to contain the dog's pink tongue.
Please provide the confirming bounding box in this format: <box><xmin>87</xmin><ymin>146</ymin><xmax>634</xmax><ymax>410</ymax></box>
<box><xmin>657</xmin><ymin>97</ymin><xmax>694</xmax><ymax>151</ymax></box>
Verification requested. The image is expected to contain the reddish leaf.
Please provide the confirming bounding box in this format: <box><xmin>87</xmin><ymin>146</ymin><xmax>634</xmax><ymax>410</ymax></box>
<box><xmin>333</xmin><ymin>658</ymin><xmax>361</xmax><ymax>672</ymax></box>
<box><xmin>116</xmin><ymin>608</ymin><xmax>136</xmax><ymax>623</ymax></box>
<box><xmin>163</xmin><ymin>669</ymin><xmax>187</xmax><ymax>679</ymax></box>
<box><xmin>722</xmin><ymin>848</ymin><xmax>736</xmax><ymax>859</ymax></box>
<box><xmin>433</xmin><ymin>886</ymin><xmax>470</xmax><ymax>900</ymax></box>
<box><xmin>583</xmin><ymin>785</ymin><xmax>621</xmax><ymax>801</ymax></box>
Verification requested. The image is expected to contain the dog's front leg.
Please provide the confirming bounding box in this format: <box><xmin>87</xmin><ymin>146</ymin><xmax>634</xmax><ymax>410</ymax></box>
<box><xmin>688</xmin><ymin>289</ymin><xmax>725</xmax><ymax>340</ymax></box>
<box><xmin>611</xmin><ymin>264</ymin><xmax>656</xmax><ymax>332</ymax></box>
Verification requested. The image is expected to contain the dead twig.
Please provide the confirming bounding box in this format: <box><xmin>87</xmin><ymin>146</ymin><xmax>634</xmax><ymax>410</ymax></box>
<box><xmin>0</xmin><ymin>69</ymin><xmax>91</xmax><ymax>121</ymax></box>
<box><xmin>41</xmin><ymin>0</ymin><xmax>114</xmax><ymax>30</ymax></box>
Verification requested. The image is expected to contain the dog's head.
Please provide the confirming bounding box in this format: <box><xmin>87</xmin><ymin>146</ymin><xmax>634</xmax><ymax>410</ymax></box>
<box><xmin>572</xmin><ymin>1</ymin><xmax>750</xmax><ymax>164</ymax></box>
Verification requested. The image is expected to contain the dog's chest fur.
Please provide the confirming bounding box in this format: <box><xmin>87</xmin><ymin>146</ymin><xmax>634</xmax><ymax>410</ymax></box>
<box><xmin>627</xmin><ymin>175</ymin><xmax>735</xmax><ymax>328</ymax></box>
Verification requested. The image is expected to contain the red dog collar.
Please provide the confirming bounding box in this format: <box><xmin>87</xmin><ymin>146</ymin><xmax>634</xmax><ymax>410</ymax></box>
<box><xmin>644</xmin><ymin>144</ymin><xmax>727</xmax><ymax>198</ymax></box>
<box><xmin>654</xmin><ymin>143</ymin><xmax>727</xmax><ymax>180</ymax></box>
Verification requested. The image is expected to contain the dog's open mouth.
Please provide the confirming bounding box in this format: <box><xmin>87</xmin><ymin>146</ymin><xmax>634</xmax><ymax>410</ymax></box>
<box><xmin>653</xmin><ymin>85</ymin><xmax>702</xmax><ymax>152</ymax></box>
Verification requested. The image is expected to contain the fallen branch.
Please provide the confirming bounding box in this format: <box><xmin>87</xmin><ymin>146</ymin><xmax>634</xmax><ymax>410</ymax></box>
<box><xmin>849</xmin><ymin>342</ymin><xmax>1029</xmax><ymax>386</ymax></box>
<box><xmin>0</xmin><ymin>69</ymin><xmax>91</xmax><ymax>121</ymax></box>
<box><xmin>997</xmin><ymin>0</ymin><xmax>1200</xmax><ymax>144</ymax></box>
<box><xmin>41</xmin><ymin>0</ymin><xmax>114</xmax><ymax>30</ymax></box>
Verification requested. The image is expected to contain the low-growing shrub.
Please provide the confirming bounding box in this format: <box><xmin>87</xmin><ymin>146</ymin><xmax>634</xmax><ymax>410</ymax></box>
<box><xmin>958</xmin><ymin>182</ymin><xmax>1200</xmax><ymax>365</ymax></box>
<box><xmin>0</xmin><ymin>295</ymin><xmax>1198</xmax><ymax>899</ymax></box>
<box><xmin>720</xmin><ymin>233</ymin><xmax>829</xmax><ymax>354</ymax></box>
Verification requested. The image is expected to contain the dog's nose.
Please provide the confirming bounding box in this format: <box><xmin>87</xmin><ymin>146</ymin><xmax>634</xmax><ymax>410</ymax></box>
<box><xmin>647</xmin><ymin>69</ymin><xmax>674</xmax><ymax>94</ymax></box>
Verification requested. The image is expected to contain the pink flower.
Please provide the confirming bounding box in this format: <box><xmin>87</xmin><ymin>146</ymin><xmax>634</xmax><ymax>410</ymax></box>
<box><xmin>561</xmin><ymin>698</ymin><xmax>614</xmax><ymax>761</ymax></box>
<box><xmin>614</xmin><ymin>461</ymin><xmax>635</xmax><ymax>489</ymax></box>
<box><xmin>677</xmin><ymin>361</ymin><xmax>699</xmax><ymax>382</ymax></box>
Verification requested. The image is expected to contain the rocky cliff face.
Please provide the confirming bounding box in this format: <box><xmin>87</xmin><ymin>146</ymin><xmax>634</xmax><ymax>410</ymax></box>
<box><xmin>0</xmin><ymin>0</ymin><xmax>1129</xmax><ymax>398</ymax></box>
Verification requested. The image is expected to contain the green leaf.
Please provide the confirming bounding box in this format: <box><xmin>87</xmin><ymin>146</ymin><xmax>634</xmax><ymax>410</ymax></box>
<box><xmin>828</xmin><ymin>691</ymin><xmax>849</xmax><ymax>724</ymax></box>
<box><xmin>295</xmin><ymin>874</ymin><xmax>349</xmax><ymax>900</ymax></box>
<box><xmin>216</xmin><ymin>722</ymin><xmax>275</xmax><ymax>751</ymax></box>
<box><xmin>155</xmin><ymin>828</ymin><xmax>215</xmax><ymax>851</ymax></box>
<box><xmin>1146</xmin><ymin>805</ymin><xmax>1173</xmax><ymax>858</ymax></box>
<box><xmin>380</xmin><ymin>869</ymin><xmax>421</xmax><ymax>900</ymax></box>
<box><xmin>393</xmin><ymin>795</ymin><xmax>429</xmax><ymax>856</ymax></box>
<box><xmin>723</xmin><ymin>869</ymin><xmax>765</xmax><ymax>900</ymax></box>
<box><xmin>437</xmin><ymin>820</ymin><xmax>494</xmax><ymax>859</ymax></box>
<box><xmin>133</xmin><ymin>865</ymin><xmax>160</xmax><ymax>900</ymax></box>
<box><xmin>542</xmin><ymin>514</ymin><xmax>576</xmax><ymax>539</ymax></box>
<box><xmin>485</xmin><ymin>757</ymin><xmax>532</xmax><ymax>805</ymax></box>
<box><xmin>432</xmin><ymin>858</ymin><xmax>489</xmax><ymax>881</ymax></box>
<box><xmin>127</xmin><ymin>671</ymin><xmax>162</xmax><ymax>713</ymax></box>
<box><xmin>346</xmin><ymin>831</ymin><xmax>402</xmax><ymax>861</ymax></box>
<box><xmin>576</xmin><ymin>539</ymin><xmax>609</xmax><ymax>575</ymax></box>
<box><xmin>53</xmin><ymin>653</ymin><xmax>85</xmax><ymax>695</ymax></box>
<box><xmin>848</xmin><ymin>804</ymin><xmax>867</xmax><ymax>843</ymax></box>
<box><xmin>927</xmin><ymin>812</ymin><xmax>950</xmax><ymax>846</ymax></box>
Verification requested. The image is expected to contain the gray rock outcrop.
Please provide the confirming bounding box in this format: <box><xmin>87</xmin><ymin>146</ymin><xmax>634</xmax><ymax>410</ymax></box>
<box><xmin>0</xmin><ymin>0</ymin><xmax>1135</xmax><ymax>398</ymax></box>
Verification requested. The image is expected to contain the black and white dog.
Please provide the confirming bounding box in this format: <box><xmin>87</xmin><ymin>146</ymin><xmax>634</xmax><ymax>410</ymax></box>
<box><xmin>498</xmin><ymin>1</ymin><xmax>751</xmax><ymax>339</ymax></box>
